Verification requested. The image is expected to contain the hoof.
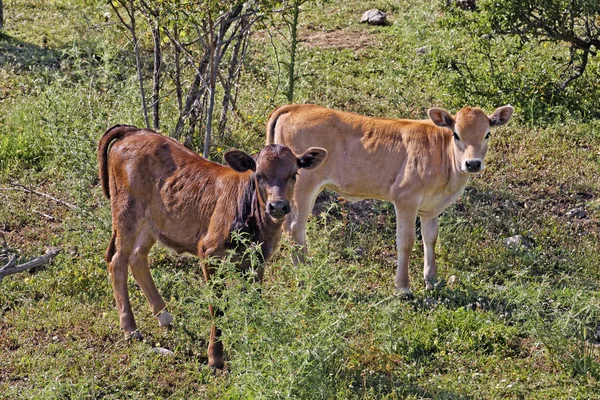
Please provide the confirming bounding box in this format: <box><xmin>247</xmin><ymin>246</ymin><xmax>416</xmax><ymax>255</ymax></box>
<box><xmin>209</xmin><ymin>358</ymin><xmax>225</xmax><ymax>370</ymax></box>
<box><xmin>127</xmin><ymin>330</ymin><xmax>143</xmax><ymax>340</ymax></box>
<box><xmin>395</xmin><ymin>287</ymin><xmax>413</xmax><ymax>300</ymax></box>
<box><xmin>157</xmin><ymin>310</ymin><xmax>173</xmax><ymax>327</ymax></box>
<box><xmin>425</xmin><ymin>280</ymin><xmax>440</xmax><ymax>291</ymax></box>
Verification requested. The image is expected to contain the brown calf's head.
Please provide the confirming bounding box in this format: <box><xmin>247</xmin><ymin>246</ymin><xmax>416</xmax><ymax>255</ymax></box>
<box><xmin>428</xmin><ymin>105</ymin><xmax>514</xmax><ymax>173</ymax></box>
<box><xmin>225</xmin><ymin>144</ymin><xmax>327</xmax><ymax>221</ymax></box>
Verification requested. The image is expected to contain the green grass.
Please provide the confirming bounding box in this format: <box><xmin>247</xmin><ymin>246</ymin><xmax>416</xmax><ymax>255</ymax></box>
<box><xmin>1</xmin><ymin>0</ymin><xmax>600</xmax><ymax>398</ymax></box>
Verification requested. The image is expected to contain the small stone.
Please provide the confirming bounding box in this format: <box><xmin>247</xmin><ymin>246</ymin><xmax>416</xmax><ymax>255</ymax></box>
<box><xmin>503</xmin><ymin>235</ymin><xmax>533</xmax><ymax>250</ymax></box>
<box><xmin>416</xmin><ymin>45</ymin><xmax>431</xmax><ymax>55</ymax></box>
<box><xmin>566</xmin><ymin>208</ymin><xmax>587</xmax><ymax>219</ymax></box>
<box><xmin>447</xmin><ymin>275</ymin><xmax>458</xmax><ymax>287</ymax></box>
<box><xmin>152</xmin><ymin>347</ymin><xmax>174</xmax><ymax>356</ymax></box>
<box><xmin>360</xmin><ymin>9</ymin><xmax>387</xmax><ymax>26</ymax></box>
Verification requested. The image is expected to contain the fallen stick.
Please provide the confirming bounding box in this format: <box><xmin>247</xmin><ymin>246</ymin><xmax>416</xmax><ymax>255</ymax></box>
<box><xmin>0</xmin><ymin>247</ymin><xmax>62</xmax><ymax>282</ymax></box>
<box><xmin>7</xmin><ymin>182</ymin><xmax>78</xmax><ymax>210</ymax></box>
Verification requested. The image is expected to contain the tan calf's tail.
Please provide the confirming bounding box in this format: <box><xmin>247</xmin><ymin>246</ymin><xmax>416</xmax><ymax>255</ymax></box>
<box><xmin>266</xmin><ymin>105</ymin><xmax>291</xmax><ymax>145</ymax></box>
<box><xmin>97</xmin><ymin>124</ymin><xmax>139</xmax><ymax>199</ymax></box>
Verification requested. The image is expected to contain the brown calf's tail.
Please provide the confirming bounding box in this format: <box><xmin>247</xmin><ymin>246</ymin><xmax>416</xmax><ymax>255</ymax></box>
<box><xmin>266</xmin><ymin>105</ymin><xmax>290</xmax><ymax>145</ymax></box>
<box><xmin>97</xmin><ymin>124</ymin><xmax>139</xmax><ymax>199</ymax></box>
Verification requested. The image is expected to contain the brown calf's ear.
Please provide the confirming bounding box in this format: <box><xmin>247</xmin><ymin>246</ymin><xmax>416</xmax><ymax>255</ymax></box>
<box><xmin>489</xmin><ymin>105</ymin><xmax>514</xmax><ymax>127</ymax></box>
<box><xmin>224</xmin><ymin>149</ymin><xmax>256</xmax><ymax>172</ymax></box>
<box><xmin>297</xmin><ymin>147</ymin><xmax>327</xmax><ymax>170</ymax></box>
<box><xmin>428</xmin><ymin>108</ymin><xmax>455</xmax><ymax>128</ymax></box>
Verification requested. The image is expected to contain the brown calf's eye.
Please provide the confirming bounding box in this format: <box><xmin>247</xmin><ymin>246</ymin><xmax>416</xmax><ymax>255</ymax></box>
<box><xmin>453</xmin><ymin>132</ymin><xmax>460</xmax><ymax>141</ymax></box>
<box><xmin>485</xmin><ymin>131</ymin><xmax>491</xmax><ymax>140</ymax></box>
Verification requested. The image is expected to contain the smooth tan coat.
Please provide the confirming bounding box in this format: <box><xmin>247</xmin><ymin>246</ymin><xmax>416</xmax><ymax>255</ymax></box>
<box><xmin>98</xmin><ymin>125</ymin><xmax>326</xmax><ymax>368</ymax></box>
<box><xmin>267</xmin><ymin>104</ymin><xmax>513</xmax><ymax>295</ymax></box>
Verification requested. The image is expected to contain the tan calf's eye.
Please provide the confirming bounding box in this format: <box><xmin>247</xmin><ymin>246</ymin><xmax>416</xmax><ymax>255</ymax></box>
<box><xmin>485</xmin><ymin>131</ymin><xmax>491</xmax><ymax>140</ymax></box>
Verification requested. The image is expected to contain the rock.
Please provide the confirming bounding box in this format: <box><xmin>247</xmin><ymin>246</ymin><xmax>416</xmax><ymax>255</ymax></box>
<box><xmin>360</xmin><ymin>9</ymin><xmax>387</xmax><ymax>26</ymax></box>
<box><xmin>503</xmin><ymin>235</ymin><xmax>533</xmax><ymax>250</ymax></box>
<box><xmin>447</xmin><ymin>275</ymin><xmax>458</xmax><ymax>288</ymax></box>
<box><xmin>566</xmin><ymin>208</ymin><xmax>587</xmax><ymax>219</ymax></box>
<box><xmin>416</xmin><ymin>45</ymin><xmax>431</xmax><ymax>55</ymax></box>
<box><xmin>152</xmin><ymin>347</ymin><xmax>174</xmax><ymax>356</ymax></box>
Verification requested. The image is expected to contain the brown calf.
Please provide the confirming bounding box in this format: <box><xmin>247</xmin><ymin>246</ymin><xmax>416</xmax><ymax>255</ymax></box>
<box><xmin>267</xmin><ymin>104</ymin><xmax>513</xmax><ymax>296</ymax></box>
<box><xmin>98</xmin><ymin>125</ymin><xmax>326</xmax><ymax>369</ymax></box>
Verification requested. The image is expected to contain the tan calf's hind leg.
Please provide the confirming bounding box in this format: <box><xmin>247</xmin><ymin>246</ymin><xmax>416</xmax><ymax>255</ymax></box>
<box><xmin>129</xmin><ymin>228</ymin><xmax>172</xmax><ymax>327</ymax></box>
<box><xmin>286</xmin><ymin>178</ymin><xmax>323</xmax><ymax>264</ymax></box>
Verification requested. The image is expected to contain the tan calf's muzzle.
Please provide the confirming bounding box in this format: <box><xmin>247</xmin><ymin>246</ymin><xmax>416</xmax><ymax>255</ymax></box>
<box><xmin>464</xmin><ymin>159</ymin><xmax>483</xmax><ymax>173</ymax></box>
<box><xmin>267</xmin><ymin>199</ymin><xmax>291</xmax><ymax>219</ymax></box>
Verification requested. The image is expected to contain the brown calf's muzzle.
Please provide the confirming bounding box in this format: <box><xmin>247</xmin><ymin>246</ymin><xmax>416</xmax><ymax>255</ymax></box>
<box><xmin>267</xmin><ymin>199</ymin><xmax>291</xmax><ymax>219</ymax></box>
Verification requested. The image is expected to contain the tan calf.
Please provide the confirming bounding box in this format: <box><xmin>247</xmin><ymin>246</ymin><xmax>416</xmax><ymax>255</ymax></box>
<box><xmin>266</xmin><ymin>104</ymin><xmax>513</xmax><ymax>296</ymax></box>
<box><xmin>98</xmin><ymin>125</ymin><xmax>326</xmax><ymax>368</ymax></box>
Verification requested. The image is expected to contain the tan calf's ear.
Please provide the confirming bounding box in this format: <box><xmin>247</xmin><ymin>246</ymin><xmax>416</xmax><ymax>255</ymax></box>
<box><xmin>489</xmin><ymin>105</ymin><xmax>514</xmax><ymax>127</ymax></box>
<box><xmin>224</xmin><ymin>149</ymin><xmax>257</xmax><ymax>172</ymax></box>
<box><xmin>428</xmin><ymin>108</ymin><xmax>455</xmax><ymax>128</ymax></box>
<box><xmin>297</xmin><ymin>147</ymin><xmax>327</xmax><ymax>170</ymax></box>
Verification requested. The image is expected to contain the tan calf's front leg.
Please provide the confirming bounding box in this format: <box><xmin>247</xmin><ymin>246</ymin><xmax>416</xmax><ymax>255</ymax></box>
<box><xmin>393</xmin><ymin>203</ymin><xmax>418</xmax><ymax>297</ymax></box>
<box><xmin>285</xmin><ymin>179</ymin><xmax>323</xmax><ymax>264</ymax></box>
<box><xmin>421</xmin><ymin>216</ymin><xmax>439</xmax><ymax>290</ymax></box>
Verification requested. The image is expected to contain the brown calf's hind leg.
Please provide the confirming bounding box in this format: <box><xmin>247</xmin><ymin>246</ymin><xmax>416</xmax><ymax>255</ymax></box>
<box><xmin>129</xmin><ymin>228</ymin><xmax>172</xmax><ymax>327</ymax></box>
<box><xmin>107</xmin><ymin>238</ymin><xmax>139</xmax><ymax>338</ymax></box>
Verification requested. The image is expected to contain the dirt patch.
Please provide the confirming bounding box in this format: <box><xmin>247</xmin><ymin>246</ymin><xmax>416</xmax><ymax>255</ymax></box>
<box><xmin>300</xmin><ymin>29</ymin><xmax>377</xmax><ymax>51</ymax></box>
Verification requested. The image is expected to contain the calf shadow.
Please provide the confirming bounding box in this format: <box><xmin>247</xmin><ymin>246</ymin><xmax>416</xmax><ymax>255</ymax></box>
<box><xmin>0</xmin><ymin>31</ymin><xmax>62</xmax><ymax>72</ymax></box>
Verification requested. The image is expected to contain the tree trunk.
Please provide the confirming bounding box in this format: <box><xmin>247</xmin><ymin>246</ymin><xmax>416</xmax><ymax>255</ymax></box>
<box><xmin>151</xmin><ymin>20</ymin><xmax>161</xmax><ymax>130</ymax></box>
<box><xmin>203</xmin><ymin>18</ymin><xmax>224</xmax><ymax>159</ymax></box>
<box><xmin>173</xmin><ymin>23</ymin><xmax>183</xmax><ymax>114</ymax></box>
<box><xmin>287</xmin><ymin>0</ymin><xmax>300</xmax><ymax>103</ymax></box>
<box><xmin>0</xmin><ymin>0</ymin><xmax>4</xmax><ymax>31</ymax></box>
<box><xmin>129</xmin><ymin>0</ymin><xmax>150</xmax><ymax>129</ymax></box>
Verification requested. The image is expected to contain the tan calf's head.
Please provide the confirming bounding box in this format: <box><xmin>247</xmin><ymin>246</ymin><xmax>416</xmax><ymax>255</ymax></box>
<box><xmin>428</xmin><ymin>105</ymin><xmax>514</xmax><ymax>173</ymax></box>
<box><xmin>225</xmin><ymin>144</ymin><xmax>327</xmax><ymax>221</ymax></box>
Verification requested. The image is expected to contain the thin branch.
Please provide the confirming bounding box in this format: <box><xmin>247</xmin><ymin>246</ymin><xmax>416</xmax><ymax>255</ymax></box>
<box><xmin>7</xmin><ymin>182</ymin><xmax>78</xmax><ymax>210</ymax></box>
<box><xmin>0</xmin><ymin>247</ymin><xmax>62</xmax><ymax>282</ymax></box>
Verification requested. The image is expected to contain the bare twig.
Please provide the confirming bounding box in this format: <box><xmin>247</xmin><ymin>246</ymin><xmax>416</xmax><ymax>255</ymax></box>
<box><xmin>34</xmin><ymin>210</ymin><xmax>58</xmax><ymax>222</ymax></box>
<box><xmin>7</xmin><ymin>182</ymin><xmax>78</xmax><ymax>210</ymax></box>
<box><xmin>0</xmin><ymin>247</ymin><xmax>62</xmax><ymax>282</ymax></box>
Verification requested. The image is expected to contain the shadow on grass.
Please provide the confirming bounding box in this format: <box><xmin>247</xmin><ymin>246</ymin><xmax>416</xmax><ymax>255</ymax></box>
<box><xmin>0</xmin><ymin>31</ymin><xmax>62</xmax><ymax>71</ymax></box>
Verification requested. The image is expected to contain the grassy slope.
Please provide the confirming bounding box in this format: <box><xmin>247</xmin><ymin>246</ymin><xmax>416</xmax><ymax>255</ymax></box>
<box><xmin>1</xmin><ymin>0</ymin><xmax>599</xmax><ymax>398</ymax></box>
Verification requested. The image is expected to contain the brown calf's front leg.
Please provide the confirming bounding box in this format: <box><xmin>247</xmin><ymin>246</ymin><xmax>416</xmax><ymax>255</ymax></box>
<box><xmin>421</xmin><ymin>216</ymin><xmax>439</xmax><ymax>290</ymax></box>
<box><xmin>393</xmin><ymin>202</ymin><xmax>419</xmax><ymax>297</ymax></box>
<box><xmin>202</xmin><ymin>261</ymin><xmax>225</xmax><ymax>370</ymax></box>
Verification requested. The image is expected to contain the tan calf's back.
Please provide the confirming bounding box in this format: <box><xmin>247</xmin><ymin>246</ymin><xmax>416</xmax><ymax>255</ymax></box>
<box><xmin>268</xmin><ymin>104</ymin><xmax>456</xmax><ymax>204</ymax></box>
